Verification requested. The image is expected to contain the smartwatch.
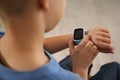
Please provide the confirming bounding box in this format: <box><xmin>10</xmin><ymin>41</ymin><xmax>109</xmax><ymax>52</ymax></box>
<box><xmin>73</xmin><ymin>28</ymin><xmax>86</xmax><ymax>45</ymax></box>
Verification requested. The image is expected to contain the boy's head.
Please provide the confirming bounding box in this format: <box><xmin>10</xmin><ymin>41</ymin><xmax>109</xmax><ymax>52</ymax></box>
<box><xmin>0</xmin><ymin>0</ymin><xmax>29</xmax><ymax>16</ymax></box>
<box><xmin>0</xmin><ymin>0</ymin><xmax>66</xmax><ymax>32</ymax></box>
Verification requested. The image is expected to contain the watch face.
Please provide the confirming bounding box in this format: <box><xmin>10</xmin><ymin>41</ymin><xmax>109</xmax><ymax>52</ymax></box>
<box><xmin>74</xmin><ymin>28</ymin><xmax>84</xmax><ymax>40</ymax></box>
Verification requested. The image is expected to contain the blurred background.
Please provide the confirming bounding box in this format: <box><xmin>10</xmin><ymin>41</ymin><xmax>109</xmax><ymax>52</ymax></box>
<box><xmin>0</xmin><ymin>0</ymin><xmax>120</xmax><ymax>75</ymax></box>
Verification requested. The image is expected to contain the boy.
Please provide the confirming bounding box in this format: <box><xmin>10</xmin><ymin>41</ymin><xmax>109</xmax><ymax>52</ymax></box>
<box><xmin>0</xmin><ymin>0</ymin><xmax>116</xmax><ymax>80</ymax></box>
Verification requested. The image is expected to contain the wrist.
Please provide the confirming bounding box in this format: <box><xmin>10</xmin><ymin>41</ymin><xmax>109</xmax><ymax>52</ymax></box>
<box><xmin>72</xmin><ymin>68</ymin><xmax>88</xmax><ymax>80</ymax></box>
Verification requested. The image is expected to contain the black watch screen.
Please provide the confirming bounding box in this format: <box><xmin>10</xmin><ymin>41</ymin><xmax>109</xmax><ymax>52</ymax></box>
<box><xmin>74</xmin><ymin>28</ymin><xmax>84</xmax><ymax>40</ymax></box>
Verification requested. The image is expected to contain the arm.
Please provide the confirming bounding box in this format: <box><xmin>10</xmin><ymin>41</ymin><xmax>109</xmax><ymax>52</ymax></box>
<box><xmin>44</xmin><ymin>34</ymin><xmax>72</xmax><ymax>53</ymax></box>
<box><xmin>69</xmin><ymin>35</ymin><xmax>99</xmax><ymax>80</ymax></box>
<box><xmin>44</xmin><ymin>27</ymin><xmax>114</xmax><ymax>54</ymax></box>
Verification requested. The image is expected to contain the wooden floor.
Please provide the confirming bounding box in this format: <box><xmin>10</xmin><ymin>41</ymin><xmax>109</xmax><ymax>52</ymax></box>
<box><xmin>0</xmin><ymin>0</ymin><xmax>120</xmax><ymax>75</ymax></box>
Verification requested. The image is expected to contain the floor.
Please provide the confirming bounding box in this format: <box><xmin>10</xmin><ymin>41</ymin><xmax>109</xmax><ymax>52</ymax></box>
<box><xmin>0</xmin><ymin>0</ymin><xmax>120</xmax><ymax>75</ymax></box>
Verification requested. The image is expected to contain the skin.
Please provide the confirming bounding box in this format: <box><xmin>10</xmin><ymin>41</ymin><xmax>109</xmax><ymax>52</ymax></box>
<box><xmin>0</xmin><ymin>0</ymin><xmax>114</xmax><ymax>80</ymax></box>
<box><xmin>87</xmin><ymin>27</ymin><xmax>114</xmax><ymax>53</ymax></box>
<box><xmin>0</xmin><ymin>0</ymin><xmax>66</xmax><ymax>71</ymax></box>
<box><xmin>44</xmin><ymin>27</ymin><xmax>114</xmax><ymax>54</ymax></box>
<box><xmin>44</xmin><ymin>34</ymin><xmax>72</xmax><ymax>53</ymax></box>
<box><xmin>69</xmin><ymin>35</ymin><xmax>99</xmax><ymax>80</ymax></box>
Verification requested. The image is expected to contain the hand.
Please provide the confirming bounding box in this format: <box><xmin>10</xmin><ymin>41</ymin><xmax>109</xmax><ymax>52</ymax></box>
<box><xmin>69</xmin><ymin>35</ymin><xmax>99</xmax><ymax>79</ymax></box>
<box><xmin>87</xmin><ymin>27</ymin><xmax>115</xmax><ymax>53</ymax></box>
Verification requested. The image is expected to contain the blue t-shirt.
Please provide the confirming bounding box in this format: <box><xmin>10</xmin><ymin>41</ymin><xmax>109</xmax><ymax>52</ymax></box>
<box><xmin>0</xmin><ymin>51</ymin><xmax>83</xmax><ymax>80</ymax></box>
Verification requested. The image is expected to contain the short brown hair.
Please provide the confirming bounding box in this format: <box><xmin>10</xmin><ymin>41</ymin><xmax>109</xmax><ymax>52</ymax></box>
<box><xmin>0</xmin><ymin>0</ymin><xmax>29</xmax><ymax>16</ymax></box>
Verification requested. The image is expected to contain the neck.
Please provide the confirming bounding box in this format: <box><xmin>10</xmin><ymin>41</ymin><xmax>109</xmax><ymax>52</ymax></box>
<box><xmin>0</xmin><ymin>12</ymin><xmax>49</xmax><ymax>71</ymax></box>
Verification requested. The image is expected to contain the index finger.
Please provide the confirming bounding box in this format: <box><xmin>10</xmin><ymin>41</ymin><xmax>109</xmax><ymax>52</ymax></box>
<box><xmin>98</xmin><ymin>28</ymin><xmax>110</xmax><ymax>33</ymax></box>
<box><xmin>77</xmin><ymin>35</ymin><xmax>89</xmax><ymax>49</ymax></box>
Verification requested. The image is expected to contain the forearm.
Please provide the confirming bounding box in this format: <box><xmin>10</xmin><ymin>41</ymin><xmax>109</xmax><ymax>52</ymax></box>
<box><xmin>44</xmin><ymin>34</ymin><xmax>72</xmax><ymax>53</ymax></box>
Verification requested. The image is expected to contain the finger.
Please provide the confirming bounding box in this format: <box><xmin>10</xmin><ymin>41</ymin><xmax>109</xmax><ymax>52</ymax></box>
<box><xmin>83</xmin><ymin>41</ymin><xmax>93</xmax><ymax>53</ymax></box>
<box><xmin>77</xmin><ymin>35</ymin><xmax>89</xmax><ymax>49</ymax></box>
<box><xmin>90</xmin><ymin>46</ymin><xmax>97</xmax><ymax>54</ymax></box>
<box><xmin>96</xmin><ymin>36</ymin><xmax>111</xmax><ymax>43</ymax></box>
<box><xmin>92</xmin><ymin>48</ymin><xmax>99</xmax><ymax>59</ymax></box>
<box><xmin>97</xmin><ymin>31</ymin><xmax>111</xmax><ymax>38</ymax></box>
<box><xmin>97</xmin><ymin>42</ymin><xmax>114</xmax><ymax>50</ymax></box>
<box><xmin>90</xmin><ymin>46</ymin><xmax>98</xmax><ymax>59</ymax></box>
<box><xmin>96</xmin><ymin>49</ymin><xmax>99</xmax><ymax>54</ymax></box>
<box><xmin>99</xmin><ymin>48</ymin><xmax>115</xmax><ymax>54</ymax></box>
<box><xmin>98</xmin><ymin>28</ymin><xmax>110</xmax><ymax>33</ymax></box>
<box><xmin>69</xmin><ymin>39</ymin><xmax>75</xmax><ymax>54</ymax></box>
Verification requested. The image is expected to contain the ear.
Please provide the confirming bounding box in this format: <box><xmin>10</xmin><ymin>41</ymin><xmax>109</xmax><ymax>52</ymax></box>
<box><xmin>39</xmin><ymin>0</ymin><xmax>49</xmax><ymax>11</ymax></box>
